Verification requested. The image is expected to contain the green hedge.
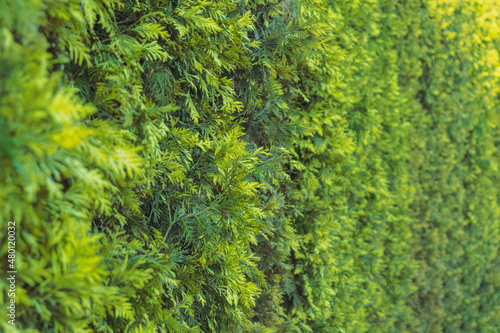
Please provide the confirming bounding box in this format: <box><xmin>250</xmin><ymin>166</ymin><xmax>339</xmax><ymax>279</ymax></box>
<box><xmin>0</xmin><ymin>0</ymin><xmax>499</xmax><ymax>332</ymax></box>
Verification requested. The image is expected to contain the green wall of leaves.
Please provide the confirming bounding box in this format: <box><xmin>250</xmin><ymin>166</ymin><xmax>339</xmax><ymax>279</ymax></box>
<box><xmin>0</xmin><ymin>0</ymin><xmax>498</xmax><ymax>332</ymax></box>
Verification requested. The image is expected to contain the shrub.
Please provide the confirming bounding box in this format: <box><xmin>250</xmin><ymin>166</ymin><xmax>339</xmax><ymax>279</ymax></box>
<box><xmin>1</xmin><ymin>0</ymin><xmax>499</xmax><ymax>332</ymax></box>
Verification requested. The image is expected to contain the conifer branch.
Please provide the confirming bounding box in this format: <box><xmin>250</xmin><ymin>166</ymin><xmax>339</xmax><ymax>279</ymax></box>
<box><xmin>163</xmin><ymin>195</ymin><xmax>224</xmax><ymax>240</ymax></box>
<box><xmin>116</xmin><ymin>17</ymin><xmax>140</xmax><ymax>25</ymax></box>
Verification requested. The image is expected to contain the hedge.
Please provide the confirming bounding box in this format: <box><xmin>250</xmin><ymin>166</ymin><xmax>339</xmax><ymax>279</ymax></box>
<box><xmin>0</xmin><ymin>0</ymin><xmax>498</xmax><ymax>332</ymax></box>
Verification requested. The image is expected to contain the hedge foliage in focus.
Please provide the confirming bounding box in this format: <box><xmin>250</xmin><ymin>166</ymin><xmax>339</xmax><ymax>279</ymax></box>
<box><xmin>0</xmin><ymin>0</ymin><xmax>499</xmax><ymax>332</ymax></box>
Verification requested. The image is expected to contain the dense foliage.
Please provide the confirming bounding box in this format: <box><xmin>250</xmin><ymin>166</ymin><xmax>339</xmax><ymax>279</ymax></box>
<box><xmin>0</xmin><ymin>0</ymin><xmax>498</xmax><ymax>332</ymax></box>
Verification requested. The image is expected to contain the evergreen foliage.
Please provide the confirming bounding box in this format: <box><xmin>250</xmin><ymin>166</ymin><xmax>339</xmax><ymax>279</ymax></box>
<box><xmin>0</xmin><ymin>0</ymin><xmax>499</xmax><ymax>332</ymax></box>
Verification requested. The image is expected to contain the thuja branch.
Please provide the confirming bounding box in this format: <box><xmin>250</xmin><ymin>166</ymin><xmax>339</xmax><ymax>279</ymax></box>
<box><xmin>163</xmin><ymin>195</ymin><xmax>224</xmax><ymax>240</ymax></box>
